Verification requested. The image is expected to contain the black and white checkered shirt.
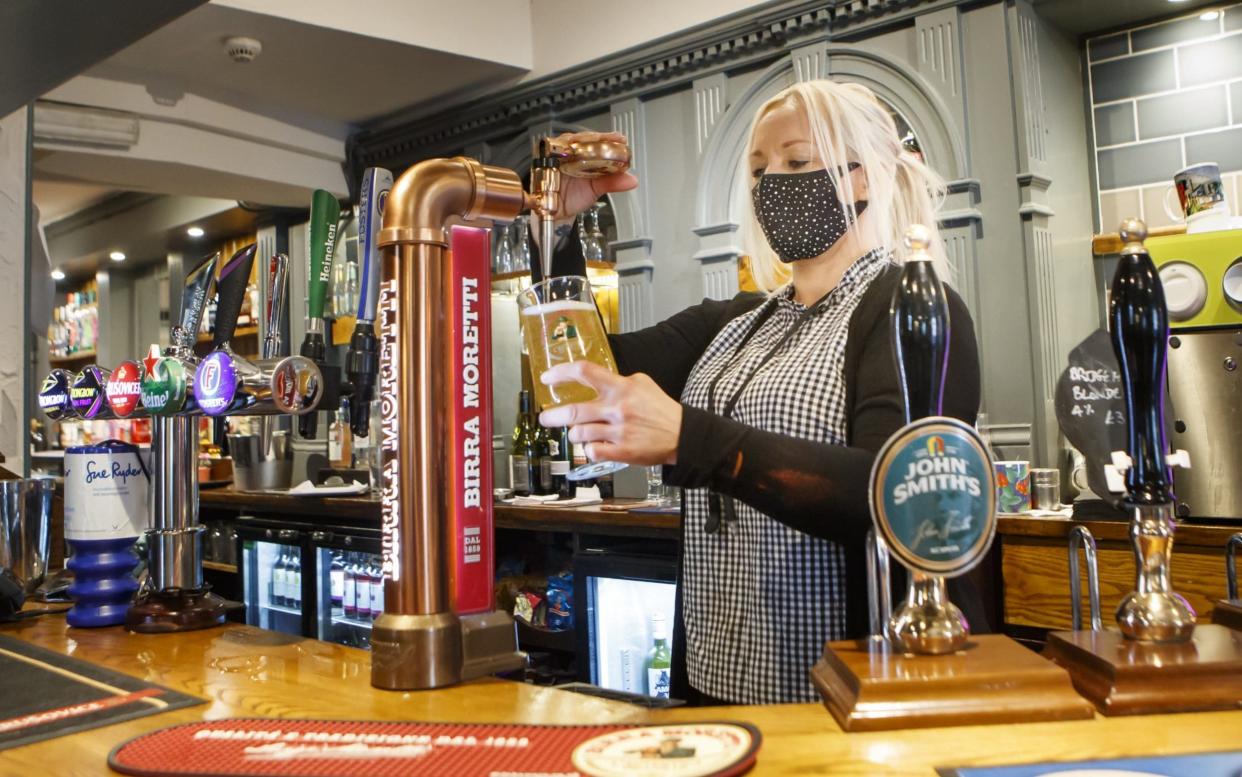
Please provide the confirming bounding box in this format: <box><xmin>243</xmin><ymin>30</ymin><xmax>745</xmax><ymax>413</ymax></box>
<box><xmin>679</xmin><ymin>248</ymin><xmax>891</xmax><ymax>704</ymax></box>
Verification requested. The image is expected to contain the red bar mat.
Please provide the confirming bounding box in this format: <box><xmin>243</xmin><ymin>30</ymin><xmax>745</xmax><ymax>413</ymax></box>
<box><xmin>108</xmin><ymin>718</ymin><xmax>761</xmax><ymax>777</ymax></box>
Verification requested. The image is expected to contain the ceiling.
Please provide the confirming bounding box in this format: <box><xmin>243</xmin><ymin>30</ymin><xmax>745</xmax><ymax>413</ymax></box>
<box><xmin>0</xmin><ymin>0</ymin><xmax>206</xmax><ymax>116</ymax></box>
<box><xmin>84</xmin><ymin>2</ymin><xmax>527</xmax><ymax>133</ymax></box>
<box><xmin>32</xmin><ymin>180</ymin><xmax>120</xmax><ymax>225</ymax></box>
<box><xmin>40</xmin><ymin>192</ymin><xmax>260</xmax><ymax>285</ymax></box>
<box><xmin>1033</xmin><ymin>0</ymin><xmax>1222</xmax><ymax>35</ymax></box>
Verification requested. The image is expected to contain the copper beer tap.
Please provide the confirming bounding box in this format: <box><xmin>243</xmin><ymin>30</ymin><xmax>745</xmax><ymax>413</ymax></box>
<box><xmin>372</xmin><ymin>137</ymin><xmax>629</xmax><ymax>691</ymax></box>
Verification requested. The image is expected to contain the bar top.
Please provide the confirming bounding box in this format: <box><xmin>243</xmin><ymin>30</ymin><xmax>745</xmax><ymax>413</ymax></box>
<box><xmin>5</xmin><ymin>615</ymin><xmax>1242</xmax><ymax>775</ymax></box>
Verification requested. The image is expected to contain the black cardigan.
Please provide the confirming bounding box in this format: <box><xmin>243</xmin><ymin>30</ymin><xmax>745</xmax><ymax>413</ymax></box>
<box><xmin>608</xmin><ymin>264</ymin><xmax>988</xmax><ymax>642</ymax></box>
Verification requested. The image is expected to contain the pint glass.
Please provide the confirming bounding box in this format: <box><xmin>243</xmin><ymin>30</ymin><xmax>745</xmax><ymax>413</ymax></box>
<box><xmin>517</xmin><ymin>275</ymin><xmax>626</xmax><ymax>482</ymax></box>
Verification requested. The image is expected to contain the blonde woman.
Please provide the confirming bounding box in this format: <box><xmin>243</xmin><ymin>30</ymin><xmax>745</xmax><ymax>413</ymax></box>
<box><xmin>539</xmin><ymin>79</ymin><xmax>984</xmax><ymax>705</ymax></box>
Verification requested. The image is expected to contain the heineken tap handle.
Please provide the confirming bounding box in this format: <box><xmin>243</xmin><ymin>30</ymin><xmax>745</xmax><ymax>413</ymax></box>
<box><xmin>305</xmin><ymin>189</ymin><xmax>340</xmax><ymax>333</ymax></box>
<box><xmin>1109</xmin><ymin>218</ymin><xmax>1173</xmax><ymax>505</ymax></box>
<box><xmin>299</xmin><ymin>189</ymin><xmax>341</xmax><ymax>439</ymax></box>
<box><xmin>346</xmin><ymin>167</ymin><xmax>392</xmax><ymax>437</ymax></box>
<box><xmin>892</xmin><ymin>225</ymin><xmax>949</xmax><ymax>423</ymax></box>
<box><xmin>212</xmin><ymin>244</ymin><xmax>257</xmax><ymax>350</ymax></box>
<box><xmin>172</xmin><ymin>252</ymin><xmax>220</xmax><ymax>352</ymax></box>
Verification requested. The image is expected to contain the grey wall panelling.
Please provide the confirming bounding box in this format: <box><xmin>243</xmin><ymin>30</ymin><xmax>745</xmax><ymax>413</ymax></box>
<box><xmin>347</xmin><ymin>0</ymin><xmax>1112</xmax><ymax>470</ymax></box>
<box><xmin>610</xmin><ymin>98</ymin><xmax>655</xmax><ymax>332</ymax></box>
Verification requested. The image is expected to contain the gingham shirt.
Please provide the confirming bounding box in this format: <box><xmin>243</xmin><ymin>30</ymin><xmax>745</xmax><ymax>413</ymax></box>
<box><xmin>679</xmin><ymin>248</ymin><xmax>890</xmax><ymax>704</ymax></box>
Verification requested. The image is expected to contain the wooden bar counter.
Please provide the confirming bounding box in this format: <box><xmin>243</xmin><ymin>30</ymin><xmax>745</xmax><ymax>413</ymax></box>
<box><xmin>998</xmin><ymin>514</ymin><xmax>1239</xmax><ymax>631</ymax></box>
<box><xmin>5</xmin><ymin>614</ymin><xmax>1242</xmax><ymax>775</ymax></box>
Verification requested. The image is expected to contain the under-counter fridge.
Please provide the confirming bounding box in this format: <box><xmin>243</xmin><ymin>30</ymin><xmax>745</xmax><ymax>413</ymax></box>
<box><xmin>573</xmin><ymin>549</ymin><xmax>678</xmax><ymax>698</ymax></box>
<box><xmin>236</xmin><ymin>515</ymin><xmax>384</xmax><ymax>650</ymax></box>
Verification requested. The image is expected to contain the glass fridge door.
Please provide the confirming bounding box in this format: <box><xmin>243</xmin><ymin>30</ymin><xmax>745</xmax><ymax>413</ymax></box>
<box><xmin>314</xmin><ymin>546</ymin><xmax>384</xmax><ymax>650</ymax></box>
<box><xmin>241</xmin><ymin>538</ymin><xmax>305</xmax><ymax>636</ymax></box>
<box><xmin>586</xmin><ymin>576</ymin><xmax>676</xmax><ymax>696</ymax></box>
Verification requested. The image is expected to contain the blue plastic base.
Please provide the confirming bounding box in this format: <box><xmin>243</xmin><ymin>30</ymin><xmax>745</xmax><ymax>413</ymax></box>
<box><xmin>66</xmin><ymin>536</ymin><xmax>139</xmax><ymax>628</ymax></box>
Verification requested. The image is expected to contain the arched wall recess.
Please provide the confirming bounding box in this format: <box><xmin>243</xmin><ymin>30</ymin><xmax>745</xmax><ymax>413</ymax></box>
<box><xmin>692</xmin><ymin>44</ymin><xmax>975</xmax><ymax>300</ymax></box>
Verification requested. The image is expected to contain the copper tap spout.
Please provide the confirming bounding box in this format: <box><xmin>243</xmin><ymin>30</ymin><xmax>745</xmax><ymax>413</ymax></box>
<box><xmin>379</xmin><ymin>157</ymin><xmax>525</xmax><ymax>248</ymax></box>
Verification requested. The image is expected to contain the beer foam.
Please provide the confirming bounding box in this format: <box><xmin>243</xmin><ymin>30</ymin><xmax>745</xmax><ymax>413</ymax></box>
<box><xmin>520</xmin><ymin>299</ymin><xmax>595</xmax><ymax>316</ymax></box>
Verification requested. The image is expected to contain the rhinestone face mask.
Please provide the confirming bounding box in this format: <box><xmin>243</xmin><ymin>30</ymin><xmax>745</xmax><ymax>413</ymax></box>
<box><xmin>751</xmin><ymin>168</ymin><xmax>867</xmax><ymax>262</ymax></box>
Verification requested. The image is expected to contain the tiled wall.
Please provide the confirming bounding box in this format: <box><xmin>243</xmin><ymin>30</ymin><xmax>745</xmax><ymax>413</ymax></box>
<box><xmin>1088</xmin><ymin>4</ymin><xmax>1242</xmax><ymax>232</ymax></box>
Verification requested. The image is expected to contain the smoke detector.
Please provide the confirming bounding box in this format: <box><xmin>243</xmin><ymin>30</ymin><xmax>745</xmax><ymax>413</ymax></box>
<box><xmin>223</xmin><ymin>36</ymin><xmax>263</xmax><ymax>63</ymax></box>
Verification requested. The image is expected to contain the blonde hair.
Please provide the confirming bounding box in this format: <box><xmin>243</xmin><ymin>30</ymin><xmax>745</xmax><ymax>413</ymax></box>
<box><xmin>741</xmin><ymin>80</ymin><xmax>951</xmax><ymax>291</ymax></box>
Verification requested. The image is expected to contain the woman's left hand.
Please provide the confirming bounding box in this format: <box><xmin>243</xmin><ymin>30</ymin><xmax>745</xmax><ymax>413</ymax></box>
<box><xmin>538</xmin><ymin>361</ymin><xmax>681</xmax><ymax>466</ymax></box>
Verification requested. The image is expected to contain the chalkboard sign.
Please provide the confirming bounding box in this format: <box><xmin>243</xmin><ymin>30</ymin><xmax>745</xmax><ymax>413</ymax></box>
<box><xmin>1055</xmin><ymin>328</ymin><xmax>1127</xmax><ymax>508</ymax></box>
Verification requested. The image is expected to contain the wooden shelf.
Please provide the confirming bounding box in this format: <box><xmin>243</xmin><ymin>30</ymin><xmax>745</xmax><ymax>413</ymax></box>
<box><xmin>49</xmin><ymin>350</ymin><xmax>96</xmax><ymax>366</ymax></box>
<box><xmin>491</xmin><ymin>261</ymin><xmax>616</xmax><ymax>283</ymax></box>
<box><xmin>196</xmin><ymin>325</ymin><xmax>258</xmax><ymax>344</ymax></box>
<box><xmin>203</xmin><ymin>560</ymin><xmax>238</xmax><ymax>574</ymax></box>
<box><xmin>1092</xmin><ymin>223</ymin><xmax>1186</xmax><ymax>256</ymax></box>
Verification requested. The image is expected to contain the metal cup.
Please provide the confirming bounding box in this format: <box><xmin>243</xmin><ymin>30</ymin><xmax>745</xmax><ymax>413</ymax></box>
<box><xmin>0</xmin><ymin>478</ymin><xmax>55</xmax><ymax>594</ymax></box>
<box><xmin>228</xmin><ymin>431</ymin><xmax>292</xmax><ymax>492</ymax></box>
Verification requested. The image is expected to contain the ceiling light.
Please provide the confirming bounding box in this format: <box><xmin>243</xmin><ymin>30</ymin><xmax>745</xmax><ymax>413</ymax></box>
<box><xmin>109</xmin><ymin>251</ymin><xmax>126</xmax><ymax>262</ymax></box>
<box><xmin>1201</xmin><ymin>9</ymin><xmax>1221</xmax><ymax>20</ymax></box>
<box><xmin>50</xmin><ymin>269</ymin><xmax>65</xmax><ymax>281</ymax></box>
<box><xmin>186</xmin><ymin>226</ymin><xmax>205</xmax><ymax>238</ymax></box>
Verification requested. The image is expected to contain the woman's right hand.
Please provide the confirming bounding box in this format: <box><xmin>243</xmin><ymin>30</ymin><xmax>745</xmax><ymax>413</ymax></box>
<box><xmin>548</xmin><ymin>131</ymin><xmax>640</xmax><ymax>220</ymax></box>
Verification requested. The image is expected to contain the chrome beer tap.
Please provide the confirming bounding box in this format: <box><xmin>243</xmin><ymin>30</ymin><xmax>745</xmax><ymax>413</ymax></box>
<box><xmin>140</xmin><ymin>251</ymin><xmax>220</xmax><ymax>417</ymax></box>
<box><xmin>194</xmin><ymin>245</ymin><xmax>322</xmax><ymax>419</ymax></box>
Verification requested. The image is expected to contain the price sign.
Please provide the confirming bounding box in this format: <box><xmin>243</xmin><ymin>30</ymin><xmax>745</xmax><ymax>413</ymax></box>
<box><xmin>1055</xmin><ymin>328</ymin><xmax>1144</xmax><ymax>507</ymax></box>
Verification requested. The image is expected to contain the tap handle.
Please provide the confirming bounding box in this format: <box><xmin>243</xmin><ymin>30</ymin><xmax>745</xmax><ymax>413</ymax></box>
<box><xmin>213</xmin><ymin>244</ymin><xmax>257</xmax><ymax>349</ymax></box>
<box><xmin>307</xmin><ymin>189</ymin><xmax>341</xmax><ymax>324</ymax></box>
<box><xmin>545</xmin><ymin>136</ymin><xmax>632</xmax><ymax>178</ymax></box>
<box><xmin>1109</xmin><ymin>218</ymin><xmax>1173</xmax><ymax>505</ymax></box>
<box><xmin>174</xmin><ymin>252</ymin><xmax>220</xmax><ymax>349</ymax></box>
<box><xmin>1227</xmin><ymin>533</ymin><xmax>1242</xmax><ymax>600</ymax></box>
<box><xmin>891</xmin><ymin>225</ymin><xmax>949</xmax><ymax>423</ymax></box>
<box><xmin>263</xmin><ymin>253</ymin><xmax>289</xmax><ymax>358</ymax></box>
<box><xmin>356</xmin><ymin>167</ymin><xmax>393</xmax><ymax>325</ymax></box>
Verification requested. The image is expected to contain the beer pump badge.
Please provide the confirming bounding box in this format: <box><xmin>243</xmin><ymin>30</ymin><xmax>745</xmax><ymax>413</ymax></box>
<box><xmin>141</xmin><ymin>356</ymin><xmax>185</xmax><ymax>414</ymax></box>
<box><xmin>870</xmin><ymin>416</ymin><xmax>997</xmax><ymax>575</ymax></box>
<box><xmin>38</xmin><ymin>370</ymin><xmax>72</xmax><ymax>418</ymax></box>
<box><xmin>194</xmin><ymin>351</ymin><xmax>237</xmax><ymax>415</ymax></box>
<box><xmin>71</xmin><ymin>367</ymin><xmax>108</xmax><ymax>418</ymax></box>
<box><xmin>106</xmin><ymin>360</ymin><xmax>142</xmax><ymax>417</ymax></box>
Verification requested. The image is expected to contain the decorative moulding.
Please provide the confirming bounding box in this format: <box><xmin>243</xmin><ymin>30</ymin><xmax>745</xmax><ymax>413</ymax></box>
<box><xmin>349</xmin><ymin>0</ymin><xmax>957</xmax><ymax>173</ymax></box>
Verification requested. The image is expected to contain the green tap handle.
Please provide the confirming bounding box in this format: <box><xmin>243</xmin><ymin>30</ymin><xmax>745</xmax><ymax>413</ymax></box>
<box><xmin>307</xmin><ymin>189</ymin><xmax>340</xmax><ymax>323</ymax></box>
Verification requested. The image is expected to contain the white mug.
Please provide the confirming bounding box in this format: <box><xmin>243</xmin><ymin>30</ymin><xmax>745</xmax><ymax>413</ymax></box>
<box><xmin>1164</xmin><ymin>162</ymin><xmax>1228</xmax><ymax>222</ymax></box>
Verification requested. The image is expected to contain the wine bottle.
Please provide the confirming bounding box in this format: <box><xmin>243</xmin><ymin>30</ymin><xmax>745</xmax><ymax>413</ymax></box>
<box><xmin>646</xmin><ymin>614</ymin><xmax>672</xmax><ymax>699</ymax></box>
<box><xmin>509</xmin><ymin>390</ymin><xmax>536</xmax><ymax>496</ymax></box>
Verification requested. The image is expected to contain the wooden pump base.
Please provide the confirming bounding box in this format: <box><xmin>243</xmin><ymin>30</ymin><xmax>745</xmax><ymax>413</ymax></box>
<box><xmin>811</xmin><ymin>634</ymin><xmax>1094</xmax><ymax>731</ymax></box>
<box><xmin>1044</xmin><ymin>624</ymin><xmax>1242</xmax><ymax>716</ymax></box>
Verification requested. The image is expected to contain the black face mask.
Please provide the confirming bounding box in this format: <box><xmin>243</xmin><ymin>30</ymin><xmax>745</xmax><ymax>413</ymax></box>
<box><xmin>751</xmin><ymin>168</ymin><xmax>867</xmax><ymax>263</ymax></box>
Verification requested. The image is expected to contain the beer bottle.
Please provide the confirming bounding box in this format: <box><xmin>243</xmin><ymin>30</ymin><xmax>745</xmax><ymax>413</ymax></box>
<box><xmin>536</xmin><ymin>423</ymin><xmax>555</xmax><ymax>496</ymax></box>
<box><xmin>646</xmin><ymin>613</ymin><xmax>672</xmax><ymax>699</ymax></box>
<box><xmin>553</xmin><ymin>426</ymin><xmax>573</xmax><ymax>499</ymax></box>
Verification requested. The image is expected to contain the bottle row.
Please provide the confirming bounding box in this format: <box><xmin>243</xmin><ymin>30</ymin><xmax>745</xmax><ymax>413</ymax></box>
<box><xmin>49</xmin><ymin>289</ymin><xmax>99</xmax><ymax>358</ymax></box>
<box><xmin>328</xmin><ymin>551</ymin><xmax>385</xmax><ymax>621</ymax></box>
<box><xmin>508</xmin><ymin>388</ymin><xmax>584</xmax><ymax>498</ymax></box>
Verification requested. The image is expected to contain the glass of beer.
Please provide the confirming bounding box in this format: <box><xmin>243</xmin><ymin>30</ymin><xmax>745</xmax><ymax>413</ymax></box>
<box><xmin>518</xmin><ymin>275</ymin><xmax>627</xmax><ymax>482</ymax></box>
